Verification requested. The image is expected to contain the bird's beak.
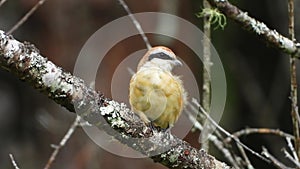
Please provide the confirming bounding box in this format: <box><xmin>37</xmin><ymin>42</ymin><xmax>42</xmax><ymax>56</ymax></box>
<box><xmin>173</xmin><ymin>59</ymin><xmax>183</xmax><ymax>66</ymax></box>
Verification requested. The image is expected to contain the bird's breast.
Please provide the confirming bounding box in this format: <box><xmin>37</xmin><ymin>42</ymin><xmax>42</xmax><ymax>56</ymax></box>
<box><xmin>129</xmin><ymin>68</ymin><xmax>185</xmax><ymax>129</ymax></box>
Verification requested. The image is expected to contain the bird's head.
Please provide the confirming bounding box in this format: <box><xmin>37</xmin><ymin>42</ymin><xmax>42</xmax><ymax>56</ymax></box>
<box><xmin>137</xmin><ymin>46</ymin><xmax>182</xmax><ymax>72</ymax></box>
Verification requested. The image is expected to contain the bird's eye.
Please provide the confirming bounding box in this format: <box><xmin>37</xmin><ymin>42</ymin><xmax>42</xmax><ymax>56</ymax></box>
<box><xmin>148</xmin><ymin>52</ymin><xmax>174</xmax><ymax>61</ymax></box>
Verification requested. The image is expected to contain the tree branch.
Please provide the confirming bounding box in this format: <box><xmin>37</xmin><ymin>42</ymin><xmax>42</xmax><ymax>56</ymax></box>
<box><xmin>200</xmin><ymin>0</ymin><xmax>212</xmax><ymax>151</ymax></box>
<box><xmin>9</xmin><ymin>154</ymin><xmax>20</xmax><ymax>169</ymax></box>
<box><xmin>44</xmin><ymin>115</ymin><xmax>81</xmax><ymax>169</ymax></box>
<box><xmin>0</xmin><ymin>30</ymin><xmax>230</xmax><ymax>169</ymax></box>
<box><xmin>287</xmin><ymin>0</ymin><xmax>300</xmax><ymax>159</ymax></box>
<box><xmin>206</xmin><ymin>0</ymin><xmax>300</xmax><ymax>58</ymax></box>
<box><xmin>7</xmin><ymin>0</ymin><xmax>47</xmax><ymax>34</ymax></box>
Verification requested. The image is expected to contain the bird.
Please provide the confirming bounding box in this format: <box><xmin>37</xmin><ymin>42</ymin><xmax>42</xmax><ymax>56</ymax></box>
<box><xmin>129</xmin><ymin>46</ymin><xmax>186</xmax><ymax>129</ymax></box>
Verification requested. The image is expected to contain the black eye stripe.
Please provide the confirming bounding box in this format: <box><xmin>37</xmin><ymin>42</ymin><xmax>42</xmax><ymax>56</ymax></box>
<box><xmin>148</xmin><ymin>52</ymin><xmax>174</xmax><ymax>61</ymax></box>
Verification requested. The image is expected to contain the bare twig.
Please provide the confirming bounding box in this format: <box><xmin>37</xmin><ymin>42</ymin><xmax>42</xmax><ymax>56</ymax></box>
<box><xmin>8</xmin><ymin>0</ymin><xmax>46</xmax><ymax>34</ymax></box>
<box><xmin>192</xmin><ymin>98</ymin><xmax>270</xmax><ymax>163</ymax></box>
<box><xmin>286</xmin><ymin>137</ymin><xmax>299</xmax><ymax>162</ymax></box>
<box><xmin>262</xmin><ymin>147</ymin><xmax>293</xmax><ymax>169</ymax></box>
<box><xmin>117</xmin><ymin>0</ymin><xmax>152</xmax><ymax>50</ymax></box>
<box><xmin>44</xmin><ymin>116</ymin><xmax>81</xmax><ymax>169</ymax></box>
<box><xmin>0</xmin><ymin>0</ymin><xmax>7</xmax><ymax>7</ymax></box>
<box><xmin>235</xmin><ymin>140</ymin><xmax>254</xmax><ymax>169</ymax></box>
<box><xmin>287</xmin><ymin>0</ymin><xmax>300</xmax><ymax>159</ymax></box>
<box><xmin>185</xmin><ymin>108</ymin><xmax>203</xmax><ymax>130</ymax></box>
<box><xmin>288</xmin><ymin>0</ymin><xmax>295</xmax><ymax>41</ymax></box>
<box><xmin>283</xmin><ymin>148</ymin><xmax>300</xmax><ymax>168</ymax></box>
<box><xmin>200</xmin><ymin>0</ymin><xmax>212</xmax><ymax>151</ymax></box>
<box><xmin>225</xmin><ymin>128</ymin><xmax>294</xmax><ymax>143</ymax></box>
<box><xmin>202</xmin><ymin>0</ymin><xmax>212</xmax><ymax>115</ymax></box>
<box><xmin>206</xmin><ymin>0</ymin><xmax>300</xmax><ymax>58</ymax></box>
<box><xmin>185</xmin><ymin>107</ymin><xmax>240</xmax><ymax>168</ymax></box>
<box><xmin>9</xmin><ymin>154</ymin><xmax>20</xmax><ymax>169</ymax></box>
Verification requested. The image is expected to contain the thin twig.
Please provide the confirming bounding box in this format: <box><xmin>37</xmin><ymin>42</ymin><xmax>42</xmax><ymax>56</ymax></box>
<box><xmin>235</xmin><ymin>139</ymin><xmax>254</xmax><ymax>169</ymax></box>
<box><xmin>188</xmin><ymin>102</ymin><xmax>226</xmax><ymax>145</ymax></box>
<box><xmin>262</xmin><ymin>147</ymin><xmax>293</xmax><ymax>169</ymax></box>
<box><xmin>7</xmin><ymin>0</ymin><xmax>46</xmax><ymax>34</ymax></box>
<box><xmin>127</xmin><ymin>67</ymin><xmax>135</xmax><ymax>76</ymax></box>
<box><xmin>282</xmin><ymin>148</ymin><xmax>300</xmax><ymax>168</ymax></box>
<box><xmin>44</xmin><ymin>115</ymin><xmax>81</xmax><ymax>169</ymax></box>
<box><xmin>286</xmin><ymin>137</ymin><xmax>299</xmax><ymax>162</ymax></box>
<box><xmin>192</xmin><ymin>98</ymin><xmax>271</xmax><ymax>163</ymax></box>
<box><xmin>185</xmin><ymin>108</ymin><xmax>203</xmax><ymax>130</ymax></box>
<box><xmin>225</xmin><ymin>128</ymin><xmax>294</xmax><ymax>143</ymax></box>
<box><xmin>288</xmin><ymin>0</ymin><xmax>300</xmax><ymax>159</ymax></box>
<box><xmin>200</xmin><ymin>0</ymin><xmax>212</xmax><ymax>151</ymax></box>
<box><xmin>213</xmin><ymin>135</ymin><xmax>240</xmax><ymax>168</ymax></box>
<box><xmin>187</xmin><ymin>102</ymin><xmax>244</xmax><ymax>168</ymax></box>
<box><xmin>118</xmin><ymin>0</ymin><xmax>152</xmax><ymax>50</ymax></box>
<box><xmin>185</xmin><ymin>108</ymin><xmax>240</xmax><ymax>168</ymax></box>
<box><xmin>288</xmin><ymin>0</ymin><xmax>295</xmax><ymax>41</ymax></box>
<box><xmin>186</xmin><ymin>102</ymin><xmax>241</xmax><ymax>168</ymax></box>
<box><xmin>202</xmin><ymin>0</ymin><xmax>212</xmax><ymax>111</ymax></box>
<box><xmin>0</xmin><ymin>0</ymin><xmax>7</xmax><ymax>7</ymax></box>
<box><xmin>9</xmin><ymin>154</ymin><xmax>20</xmax><ymax>169</ymax></box>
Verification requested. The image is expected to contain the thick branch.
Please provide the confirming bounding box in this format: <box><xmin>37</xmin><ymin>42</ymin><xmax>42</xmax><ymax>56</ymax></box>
<box><xmin>0</xmin><ymin>30</ymin><xmax>230</xmax><ymax>169</ymax></box>
<box><xmin>206</xmin><ymin>0</ymin><xmax>300</xmax><ymax>58</ymax></box>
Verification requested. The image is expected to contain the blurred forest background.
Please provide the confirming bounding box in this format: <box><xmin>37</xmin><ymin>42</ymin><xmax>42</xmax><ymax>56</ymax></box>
<box><xmin>0</xmin><ymin>0</ymin><xmax>300</xmax><ymax>168</ymax></box>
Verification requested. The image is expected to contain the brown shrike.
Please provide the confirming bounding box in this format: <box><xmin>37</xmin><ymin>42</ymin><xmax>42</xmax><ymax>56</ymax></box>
<box><xmin>129</xmin><ymin>46</ymin><xmax>186</xmax><ymax>129</ymax></box>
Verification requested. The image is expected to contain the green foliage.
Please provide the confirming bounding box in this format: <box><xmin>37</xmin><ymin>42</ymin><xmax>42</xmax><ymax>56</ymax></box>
<box><xmin>196</xmin><ymin>8</ymin><xmax>227</xmax><ymax>30</ymax></box>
